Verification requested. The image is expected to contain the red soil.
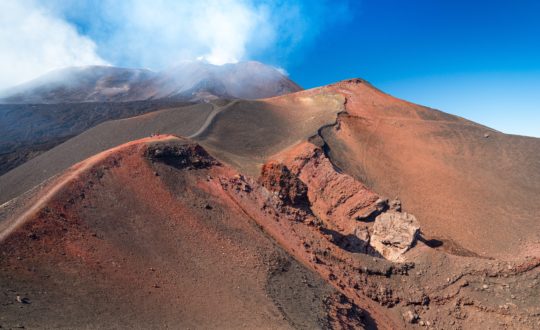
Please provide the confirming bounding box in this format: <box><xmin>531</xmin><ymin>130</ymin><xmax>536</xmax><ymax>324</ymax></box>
<box><xmin>0</xmin><ymin>136</ymin><xmax>366</xmax><ymax>329</ymax></box>
<box><xmin>302</xmin><ymin>79</ymin><xmax>540</xmax><ymax>259</ymax></box>
<box><xmin>1</xmin><ymin>78</ymin><xmax>539</xmax><ymax>329</ymax></box>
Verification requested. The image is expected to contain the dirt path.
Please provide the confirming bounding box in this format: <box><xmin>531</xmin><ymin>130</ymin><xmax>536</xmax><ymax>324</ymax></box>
<box><xmin>188</xmin><ymin>100</ymin><xmax>239</xmax><ymax>139</ymax></box>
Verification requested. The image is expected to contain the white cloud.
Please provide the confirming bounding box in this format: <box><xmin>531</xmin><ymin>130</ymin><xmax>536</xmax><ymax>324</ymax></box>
<box><xmin>90</xmin><ymin>0</ymin><xmax>277</xmax><ymax>68</ymax></box>
<box><xmin>53</xmin><ymin>0</ymin><xmax>343</xmax><ymax>70</ymax></box>
<box><xmin>0</xmin><ymin>0</ymin><xmax>108</xmax><ymax>89</ymax></box>
<box><xmin>0</xmin><ymin>0</ymin><xmax>351</xmax><ymax>89</ymax></box>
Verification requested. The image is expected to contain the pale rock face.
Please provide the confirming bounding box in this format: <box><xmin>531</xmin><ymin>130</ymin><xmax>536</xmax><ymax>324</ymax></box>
<box><xmin>370</xmin><ymin>211</ymin><xmax>420</xmax><ymax>261</ymax></box>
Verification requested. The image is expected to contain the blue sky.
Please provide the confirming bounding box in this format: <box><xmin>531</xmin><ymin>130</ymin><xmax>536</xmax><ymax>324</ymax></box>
<box><xmin>1</xmin><ymin>0</ymin><xmax>538</xmax><ymax>137</ymax></box>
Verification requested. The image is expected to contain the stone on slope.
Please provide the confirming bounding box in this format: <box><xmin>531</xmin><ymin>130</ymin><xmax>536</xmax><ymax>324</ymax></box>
<box><xmin>370</xmin><ymin>211</ymin><xmax>420</xmax><ymax>261</ymax></box>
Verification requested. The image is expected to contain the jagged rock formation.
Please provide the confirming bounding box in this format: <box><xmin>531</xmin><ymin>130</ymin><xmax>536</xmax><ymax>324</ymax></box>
<box><xmin>259</xmin><ymin>162</ymin><xmax>309</xmax><ymax>208</ymax></box>
<box><xmin>145</xmin><ymin>141</ymin><xmax>219</xmax><ymax>169</ymax></box>
<box><xmin>273</xmin><ymin>144</ymin><xmax>377</xmax><ymax>227</ymax></box>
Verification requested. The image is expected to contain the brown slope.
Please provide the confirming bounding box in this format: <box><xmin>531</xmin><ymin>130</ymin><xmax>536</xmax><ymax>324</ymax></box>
<box><xmin>185</xmin><ymin>78</ymin><xmax>540</xmax><ymax>258</ymax></box>
<box><xmin>1</xmin><ymin>78</ymin><xmax>539</xmax><ymax>328</ymax></box>
<box><xmin>316</xmin><ymin>79</ymin><xmax>540</xmax><ymax>259</ymax></box>
<box><xmin>0</xmin><ymin>93</ymin><xmax>344</xmax><ymax>205</ymax></box>
<box><xmin>0</xmin><ymin>136</ymin><xmax>366</xmax><ymax>329</ymax></box>
<box><xmin>0</xmin><ymin>102</ymin><xmax>213</xmax><ymax>204</ymax></box>
<box><xmin>2</xmin><ymin>79</ymin><xmax>539</xmax><ymax>258</ymax></box>
<box><xmin>193</xmin><ymin>93</ymin><xmax>345</xmax><ymax>175</ymax></box>
<box><xmin>256</xmin><ymin>140</ymin><xmax>540</xmax><ymax>329</ymax></box>
<box><xmin>2</xmin><ymin>135</ymin><xmax>538</xmax><ymax>329</ymax></box>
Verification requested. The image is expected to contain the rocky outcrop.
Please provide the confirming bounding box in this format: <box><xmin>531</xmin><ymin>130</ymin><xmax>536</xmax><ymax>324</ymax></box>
<box><xmin>370</xmin><ymin>211</ymin><xmax>420</xmax><ymax>261</ymax></box>
<box><xmin>258</xmin><ymin>162</ymin><xmax>309</xmax><ymax>208</ymax></box>
<box><xmin>145</xmin><ymin>142</ymin><xmax>219</xmax><ymax>169</ymax></box>
<box><xmin>277</xmin><ymin>143</ymin><xmax>380</xmax><ymax>233</ymax></box>
<box><xmin>261</xmin><ymin>142</ymin><xmax>425</xmax><ymax>261</ymax></box>
<box><xmin>263</xmin><ymin>141</ymin><xmax>423</xmax><ymax>263</ymax></box>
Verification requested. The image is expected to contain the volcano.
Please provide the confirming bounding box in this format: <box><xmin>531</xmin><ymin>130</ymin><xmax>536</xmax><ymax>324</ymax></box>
<box><xmin>0</xmin><ymin>61</ymin><xmax>301</xmax><ymax>176</ymax></box>
<box><xmin>0</xmin><ymin>78</ymin><xmax>539</xmax><ymax>329</ymax></box>
<box><xmin>0</xmin><ymin>61</ymin><xmax>301</xmax><ymax>103</ymax></box>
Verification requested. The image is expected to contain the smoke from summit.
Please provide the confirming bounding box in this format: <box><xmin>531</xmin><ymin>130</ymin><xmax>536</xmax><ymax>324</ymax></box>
<box><xmin>0</xmin><ymin>0</ymin><xmax>350</xmax><ymax>90</ymax></box>
<box><xmin>0</xmin><ymin>0</ymin><xmax>108</xmax><ymax>90</ymax></box>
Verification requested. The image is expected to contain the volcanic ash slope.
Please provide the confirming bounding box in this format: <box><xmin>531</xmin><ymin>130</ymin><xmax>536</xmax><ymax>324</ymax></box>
<box><xmin>1</xmin><ymin>79</ymin><xmax>539</xmax><ymax>329</ymax></box>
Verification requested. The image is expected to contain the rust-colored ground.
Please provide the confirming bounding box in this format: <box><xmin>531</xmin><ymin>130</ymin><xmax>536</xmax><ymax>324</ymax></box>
<box><xmin>319</xmin><ymin>79</ymin><xmax>540</xmax><ymax>259</ymax></box>
<box><xmin>1</xmin><ymin>79</ymin><xmax>539</xmax><ymax>329</ymax></box>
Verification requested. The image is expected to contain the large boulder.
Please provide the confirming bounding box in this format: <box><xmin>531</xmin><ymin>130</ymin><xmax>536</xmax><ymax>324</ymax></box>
<box><xmin>370</xmin><ymin>211</ymin><xmax>420</xmax><ymax>261</ymax></box>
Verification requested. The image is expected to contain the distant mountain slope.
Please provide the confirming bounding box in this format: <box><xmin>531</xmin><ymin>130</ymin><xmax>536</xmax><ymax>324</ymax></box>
<box><xmin>0</xmin><ymin>100</ymin><xmax>192</xmax><ymax>175</ymax></box>
<box><xmin>0</xmin><ymin>61</ymin><xmax>301</xmax><ymax>174</ymax></box>
<box><xmin>0</xmin><ymin>61</ymin><xmax>302</xmax><ymax>103</ymax></box>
